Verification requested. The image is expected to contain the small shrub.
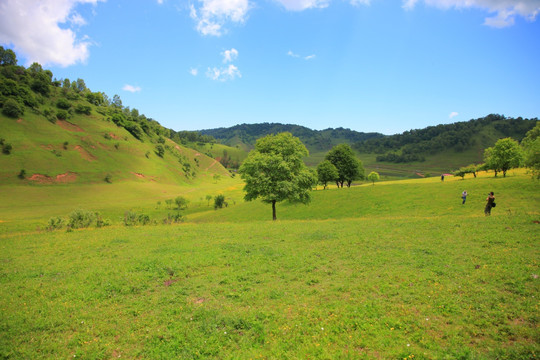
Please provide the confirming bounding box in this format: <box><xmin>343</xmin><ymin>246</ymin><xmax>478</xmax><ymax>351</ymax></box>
<box><xmin>51</xmin><ymin>149</ymin><xmax>62</xmax><ymax>157</ymax></box>
<box><xmin>123</xmin><ymin>211</ymin><xmax>152</xmax><ymax>226</ymax></box>
<box><xmin>174</xmin><ymin>196</ymin><xmax>189</xmax><ymax>210</ymax></box>
<box><xmin>56</xmin><ymin>109</ymin><xmax>68</xmax><ymax>120</ymax></box>
<box><xmin>145</xmin><ymin>151</ymin><xmax>150</xmax><ymax>159</ymax></box>
<box><xmin>63</xmin><ymin>141</ymin><xmax>69</xmax><ymax>150</ymax></box>
<box><xmin>56</xmin><ymin>98</ymin><xmax>71</xmax><ymax>110</ymax></box>
<box><xmin>103</xmin><ymin>133</ymin><xmax>112</xmax><ymax>140</ymax></box>
<box><xmin>67</xmin><ymin>209</ymin><xmax>97</xmax><ymax>229</ymax></box>
<box><xmin>104</xmin><ymin>173</ymin><xmax>112</xmax><ymax>183</ymax></box>
<box><xmin>155</xmin><ymin>144</ymin><xmax>165</xmax><ymax>158</ymax></box>
<box><xmin>114</xmin><ymin>143</ymin><xmax>120</xmax><ymax>150</ymax></box>
<box><xmin>18</xmin><ymin>169</ymin><xmax>26</xmax><ymax>179</ymax></box>
<box><xmin>2</xmin><ymin>143</ymin><xmax>13</xmax><ymax>155</ymax></box>
<box><xmin>47</xmin><ymin>216</ymin><xmax>65</xmax><ymax>231</ymax></box>
<box><xmin>214</xmin><ymin>194</ymin><xmax>226</xmax><ymax>210</ymax></box>
<box><xmin>2</xmin><ymin>98</ymin><xmax>23</xmax><ymax>118</ymax></box>
<box><xmin>74</xmin><ymin>104</ymin><xmax>91</xmax><ymax>115</ymax></box>
<box><xmin>163</xmin><ymin>213</ymin><xmax>183</xmax><ymax>224</ymax></box>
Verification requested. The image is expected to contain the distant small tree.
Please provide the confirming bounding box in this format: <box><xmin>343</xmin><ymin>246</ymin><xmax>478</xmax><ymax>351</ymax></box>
<box><xmin>18</xmin><ymin>169</ymin><xmax>26</xmax><ymax>179</ymax></box>
<box><xmin>367</xmin><ymin>171</ymin><xmax>380</xmax><ymax>185</ymax></box>
<box><xmin>165</xmin><ymin>199</ymin><xmax>173</xmax><ymax>209</ymax></box>
<box><xmin>206</xmin><ymin>194</ymin><xmax>212</xmax><ymax>206</ymax></box>
<box><xmin>325</xmin><ymin>144</ymin><xmax>365</xmax><ymax>188</ymax></box>
<box><xmin>214</xmin><ymin>194</ymin><xmax>226</xmax><ymax>210</ymax></box>
<box><xmin>104</xmin><ymin>173</ymin><xmax>112</xmax><ymax>183</ymax></box>
<box><xmin>317</xmin><ymin>160</ymin><xmax>338</xmax><ymax>189</ymax></box>
<box><xmin>213</xmin><ymin>174</ymin><xmax>221</xmax><ymax>183</ymax></box>
<box><xmin>155</xmin><ymin>144</ymin><xmax>165</xmax><ymax>158</ymax></box>
<box><xmin>484</xmin><ymin>138</ymin><xmax>523</xmax><ymax>177</ymax></box>
<box><xmin>174</xmin><ymin>196</ymin><xmax>189</xmax><ymax>210</ymax></box>
<box><xmin>2</xmin><ymin>143</ymin><xmax>12</xmax><ymax>155</ymax></box>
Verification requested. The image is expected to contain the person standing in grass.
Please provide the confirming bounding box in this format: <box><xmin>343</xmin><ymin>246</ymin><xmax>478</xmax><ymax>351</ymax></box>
<box><xmin>485</xmin><ymin>192</ymin><xmax>495</xmax><ymax>215</ymax></box>
<box><xmin>461</xmin><ymin>190</ymin><xmax>468</xmax><ymax>204</ymax></box>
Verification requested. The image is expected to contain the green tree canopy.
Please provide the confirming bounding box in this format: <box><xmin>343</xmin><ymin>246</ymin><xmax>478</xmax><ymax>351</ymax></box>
<box><xmin>316</xmin><ymin>160</ymin><xmax>338</xmax><ymax>189</ymax></box>
<box><xmin>367</xmin><ymin>171</ymin><xmax>380</xmax><ymax>185</ymax></box>
<box><xmin>521</xmin><ymin>122</ymin><xmax>540</xmax><ymax>179</ymax></box>
<box><xmin>325</xmin><ymin>144</ymin><xmax>365</xmax><ymax>187</ymax></box>
<box><xmin>239</xmin><ymin>132</ymin><xmax>316</xmax><ymax>220</ymax></box>
<box><xmin>483</xmin><ymin>137</ymin><xmax>523</xmax><ymax>177</ymax></box>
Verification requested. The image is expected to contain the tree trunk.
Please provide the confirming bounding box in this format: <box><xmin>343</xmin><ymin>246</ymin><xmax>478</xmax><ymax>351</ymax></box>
<box><xmin>272</xmin><ymin>200</ymin><xmax>277</xmax><ymax>221</ymax></box>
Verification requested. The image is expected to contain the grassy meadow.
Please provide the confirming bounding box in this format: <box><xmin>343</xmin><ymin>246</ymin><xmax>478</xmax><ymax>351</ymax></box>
<box><xmin>0</xmin><ymin>171</ymin><xmax>539</xmax><ymax>359</ymax></box>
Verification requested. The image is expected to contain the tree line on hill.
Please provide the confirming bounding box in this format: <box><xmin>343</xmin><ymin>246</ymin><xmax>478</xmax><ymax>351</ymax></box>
<box><xmin>354</xmin><ymin>114</ymin><xmax>537</xmax><ymax>163</ymax></box>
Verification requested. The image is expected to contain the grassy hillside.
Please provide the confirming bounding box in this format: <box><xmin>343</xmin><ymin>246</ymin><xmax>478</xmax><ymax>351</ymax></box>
<box><xmin>0</xmin><ymin>171</ymin><xmax>538</xmax><ymax>359</ymax></box>
<box><xmin>0</xmin><ymin>68</ymin><xmax>230</xmax><ymax>187</ymax></box>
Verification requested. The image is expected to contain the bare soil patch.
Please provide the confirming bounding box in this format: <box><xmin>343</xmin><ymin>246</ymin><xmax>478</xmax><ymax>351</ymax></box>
<box><xmin>28</xmin><ymin>172</ymin><xmax>78</xmax><ymax>184</ymax></box>
<box><xmin>57</xmin><ymin>120</ymin><xmax>84</xmax><ymax>132</ymax></box>
<box><xmin>75</xmin><ymin>145</ymin><xmax>97</xmax><ymax>161</ymax></box>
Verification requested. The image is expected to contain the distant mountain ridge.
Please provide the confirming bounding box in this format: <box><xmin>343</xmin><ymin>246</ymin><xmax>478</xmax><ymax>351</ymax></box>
<box><xmin>199</xmin><ymin>123</ymin><xmax>384</xmax><ymax>153</ymax></box>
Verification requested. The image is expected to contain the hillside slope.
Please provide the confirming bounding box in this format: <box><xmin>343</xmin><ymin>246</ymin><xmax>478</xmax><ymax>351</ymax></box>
<box><xmin>0</xmin><ymin>62</ymin><xmax>229</xmax><ymax>186</ymax></box>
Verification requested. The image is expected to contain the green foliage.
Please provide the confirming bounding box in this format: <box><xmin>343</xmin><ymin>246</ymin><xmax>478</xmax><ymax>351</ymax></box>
<box><xmin>67</xmin><ymin>209</ymin><xmax>97</xmax><ymax>229</ymax></box>
<box><xmin>17</xmin><ymin>169</ymin><xmax>26</xmax><ymax>179</ymax></box>
<box><xmin>483</xmin><ymin>138</ymin><xmax>524</xmax><ymax>177</ymax></box>
<box><xmin>0</xmin><ymin>46</ymin><xmax>17</xmax><ymax>65</ymax></box>
<box><xmin>74</xmin><ymin>104</ymin><xmax>91</xmax><ymax>115</ymax></box>
<box><xmin>46</xmin><ymin>216</ymin><xmax>65</xmax><ymax>231</ymax></box>
<box><xmin>214</xmin><ymin>194</ymin><xmax>226</xmax><ymax>209</ymax></box>
<box><xmin>316</xmin><ymin>160</ymin><xmax>338</xmax><ymax>189</ymax></box>
<box><xmin>174</xmin><ymin>196</ymin><xmax>189</xmax><ymax>210</ymax></box>
<box><xmin>155</xmin><ymin>144</ymin><xmax>165</xmax><ymax>158</ymax></box>
<box><xmin>2</xmin><ymin>98</ymin><xmax>23</xmax><ymax>118</ymax></box>
<box><xmin>239</xmin><ymin>132</ymin><xmax>317</xmax><ymax>220</ymax></box>
<box><xmin>367</xmin><ymin>171</ymin><xmax>380</xmax><ymax>185</ymax></box>
<box><xmin>2</xmin><ymin>142</ymin><xmax>12</xmax><ymax>155</ymax></box>
<box><xmin>521</xmin><ymin>122</ymin><xmax>540</xmax><ymax>179</ymax></box>
<box><xmin>104</xmin><ymin>173</ymin><xmax>112</xmax><ymax>183</ymax></box>
<box><xmin>123</xmin><ymin>211</ymin><xmax>152</xmax><ymax>226</ymax></box>
<box><xmin>325</xmin><ymin>143</ymin><xmax>364</xmax><ymax>187</ymax></box>
<box><xmin>162</xmin><ymin>213</ymin><xmax>183</xmax><ymax>224</ymax></box>
<box><xmin>55</xmin><ymin>98</ymin><xmax>71</xmax><ymax>110</ymax></box>
<box><xmin>56</xmin><ymin>109</ymin><xmax>68</xmax><ymax>120</ymax></box>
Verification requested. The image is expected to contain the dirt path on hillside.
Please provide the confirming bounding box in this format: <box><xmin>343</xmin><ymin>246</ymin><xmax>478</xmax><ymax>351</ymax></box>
<box><xmin>28</xmin><ymin>172</ymin><xmax>78</xmax><ymax>184</ymax></box>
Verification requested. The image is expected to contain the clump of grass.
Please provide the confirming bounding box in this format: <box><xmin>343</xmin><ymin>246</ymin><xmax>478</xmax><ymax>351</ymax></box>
<box><xmin>123</xmin><ymin>211</ymin><xmax>152</xmax><ymax>226</ymax></box>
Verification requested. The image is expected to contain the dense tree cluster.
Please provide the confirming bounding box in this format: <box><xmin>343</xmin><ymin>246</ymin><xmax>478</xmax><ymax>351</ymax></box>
<box><xmin>200</xmin><ymin>123</ymin><xmax>383</xmax><ymax>152</ymax></box>
<box><xmin>355</xmin><ymin>114</ymin><xmax>537</xmax><ymax>163</ymax></box>
<box><xmin>324</xmin><ymin>144</ymin><xmax>365</xmax><ymax>188</ymax></box>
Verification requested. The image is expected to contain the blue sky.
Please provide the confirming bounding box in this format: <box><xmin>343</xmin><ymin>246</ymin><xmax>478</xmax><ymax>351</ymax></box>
<box><xmin>1</xmin><ymin>0</ymin><xmax>539</xmax><ymax>135</ymax></box>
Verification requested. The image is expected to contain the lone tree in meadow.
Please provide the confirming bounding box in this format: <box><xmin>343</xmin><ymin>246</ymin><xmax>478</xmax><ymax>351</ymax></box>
<box><xmin>239</xmin><ymin>132</ymin><xmax>317</xmax><ymax>221</ymax></box>
<box><xmin>325</xmin><ymin>144</ymin><xmax>365</xmax><ymax>187</ymax></box>
<box><xmin>483</xmin><ymin>138</ymin><xmax>523</xmax><ymax>177</ymax></box>
<box><xmin>367</xmin><ymin>171</ymin><xmax>380</xmax><ymax>185</ymax></box>
<box><xmin>317</xmin><ymin>160</ymin><xmax>338</xmax><ymax>189</ymax></box>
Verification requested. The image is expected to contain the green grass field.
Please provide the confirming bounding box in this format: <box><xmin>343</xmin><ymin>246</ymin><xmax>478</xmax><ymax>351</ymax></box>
<box><xmin>1</xmin><ymin>171</ymin><xmax>539</xmax><ymax>359</ymax></box>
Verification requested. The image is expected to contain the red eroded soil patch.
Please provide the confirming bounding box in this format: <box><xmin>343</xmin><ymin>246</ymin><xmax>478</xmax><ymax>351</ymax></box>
<box><xmin>28</xmin><ymin>172</ymin><xmax>78</xmax><ymax>184</ymax></box>
<box><xmin>75</xmin><ymin>145</ymin><xmax>97</xmax><ymax>161</ymax></box>
<box><xmin>133</xmin><ymin>172</ymin><xmax>145</xmax><ymax>178</ymax></box>
<box><xmin>109</xmin><ymin>133</ymin><xmax>121</xmax><ymax>139</ymax></box>
<box><xmin>57</xmin><ymin>120</ymin><xmax>84</xmax><ymax>132</ymax></box>
<box><xmin>17</xmin><ymin>118</ymin><xmax>23</xmax><ymax>123</ymax></box>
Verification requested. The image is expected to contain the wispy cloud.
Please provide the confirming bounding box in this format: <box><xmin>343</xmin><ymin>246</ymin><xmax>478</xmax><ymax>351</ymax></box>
<box><xmin>206</xmin><ymin>64</ymin><xmax>241</xmax><ymax>81</ymax></box>
<box><xmin>123</xmin><ymin>84</ymin><xmax>142</xmax><ymax>93</ymax></box>
<box><xmin>274</xmin><ymin>0</ymin><xmax>330</xmax><ymax>11</ymax></box>
<box><xmin>189</xmin><ymin>0</ymin><xmax>249</xmax><ymax>36</ymax></box>
<box><xmin>402</xmin><ymin>0</ymin><xmax>540</xmax><ymax>28</ymax></box>
<box><xmin>222</xmin><ymin>48</ymin><xmax>239</xmax><ymax>63</ymax></box>
<box><xmin>288</xmin><ymin>50</ymin><xmax>316</xmax><ymax>60</ymax></box>
<box><xmin>449</xmin><ymin>111</ymin><xmax>459</xmax><ymax>119</ymax></box>
<box><xmin>0</xmin><ymin>0</ymin><xmax>105</xmax><ymax>67</ymax></box>
<box><xmin>190</xmin><ymin>68</ymin><xmax>199</xmax><ymax>76</ymax></box>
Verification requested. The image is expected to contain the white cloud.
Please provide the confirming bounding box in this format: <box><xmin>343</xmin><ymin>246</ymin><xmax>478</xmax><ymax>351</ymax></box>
<box><xmin>274</xmin><ymin>0</ymin><xmax>330</xmax><ymax>11</ymax></box>
<box><xmin>288</xmin><ymin>50</ymin><xmax>316</xmax><ymax>60</ymax></box>
<box><xmin>206</xmin><ymin>64</ymin><xmax>241</xmax><ymax>81</ymax></box>
<box><xmin>402</xmin><ymin>0</ymin><xmax>540</xmax><ymax>28</ymax></box>
<box><xmin>190</xmin><ymin>68</ymin><xmax>199</xmax><ymax>76</ymax></box>
<box><xmin>222</xmin><ymin>48</ymin><xmax>239</xmax><ymax>63</ymax></box>
<box><xmin>0</xmin><ymin>0</ymin><xmax>105</xmax><ymax>67</ymax></box>
<box><xmin>350</xmin><ymin>0</ymin><xmax>371</xmax><ymax>6</ymax></box>
<box><xmin>449</xmin><ymin>111</ymin><xmax>459</xmax><ymax>119</ymax></box>
<box><xmin>190</xmin><ymin>0</ymin><xmax>249</xmax><ymax>36</ymax></box>
<box><xmin>123</xmin><ymin>85</ymin><xmax>142</xmax><ymax>93</ymax></box>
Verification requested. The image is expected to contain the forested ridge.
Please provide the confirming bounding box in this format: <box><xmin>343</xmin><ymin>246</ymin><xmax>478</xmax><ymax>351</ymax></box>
<box><xmin>354</xmin><ymin>114</ymin><xmax>537</xmax><ymax>163</ymax></box>
<box><xmin>199</xmin><ymin>123</ymin><xmax>384</xmax><ymax>152</ymax></box>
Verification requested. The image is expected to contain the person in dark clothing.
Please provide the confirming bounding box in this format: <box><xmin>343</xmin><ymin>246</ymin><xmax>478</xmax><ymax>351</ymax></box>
<box><xmin>461</xmin><ymin>190</ymin><xmax>468</xmax><ymax>204</ymax></box>
<box><xmin>485</xmin><ymin>192</ymin><xmax>495</xmax><ymax>216</ymax></box>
